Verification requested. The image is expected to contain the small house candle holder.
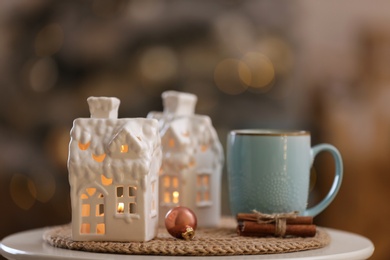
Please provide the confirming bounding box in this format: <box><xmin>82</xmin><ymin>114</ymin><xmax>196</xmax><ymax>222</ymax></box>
<box><xmin>68</xmin><ymin>97</ymin><xmax>162</xmax><ymax>242</ymax></box>
<box><xmin>148</xmin><ymin>91</ymin><xmax>224</xmax><ymax>227</ymax></box>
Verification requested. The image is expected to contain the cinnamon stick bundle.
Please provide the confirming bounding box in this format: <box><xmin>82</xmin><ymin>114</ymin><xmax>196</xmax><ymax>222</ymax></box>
<box><xmin>237</xmin><ymin>213</ymin><xmax>313</xmax><ymax>225</ymax></box>
<box><xmin>237</xmin><ymin>220</ymin><xmax>317</xmax><ymax>237</ymax></box>
<box><xmin>236</xmin><ymin>212</ymin><xmax>316</xmax><ymax>238</ymax></box>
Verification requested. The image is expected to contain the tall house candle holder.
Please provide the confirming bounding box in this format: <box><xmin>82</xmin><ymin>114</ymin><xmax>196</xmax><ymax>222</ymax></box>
<box><xmin>148</xmin><ymin>91</ymin><xmax>224</xmax><ymax>227</ymax></box>
<box><xmin>68</xmin><ymin>97</ymin><xmax>162</xmax><ymax>242</ymax></box>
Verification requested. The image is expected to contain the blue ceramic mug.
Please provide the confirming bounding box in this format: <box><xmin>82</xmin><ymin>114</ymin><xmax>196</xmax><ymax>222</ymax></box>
<box><xmin>227</xmin><ymin>129</ymin><xmax>343</xmax><ymax>217</ymax></box>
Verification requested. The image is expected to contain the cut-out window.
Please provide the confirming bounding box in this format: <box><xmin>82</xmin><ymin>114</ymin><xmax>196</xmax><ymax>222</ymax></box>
<box><xmin>92</xmin><ymin>153</ymin><xmax>106</xmax><ymax>162</ymax></box>
<box><xmin>201</xmin><ymin>145</ymin><xmax>208</xmax><ymax>152</ymax></box>
<box><xmin>78</xmin><ymin>142</ymin><xmax>90</xmax><ymax>151</ymax></box>
<box><xmin>117</xmin><ymin>186</ymin><xmax>124</xmax><ymax>197</ymax></box>
<box><xmin>162</xmin><ymin>175</ymin><xmax>180</xmax><ymax>205</ymax></box>
<box><xmin>117</xmin><ymin>202</ymin><xmax>125</xmax><ymax>213</ymax></box>
<box><xmin>80</xmin><ymin>223</ymin><xmax>90</xmax><ymax>234</ymax></box>
<box><xmin>116</xmin><ymin>185</ymin><xmax>137</xmax><ymax>215</ymax></box>
<box><xmin>172</xmin><ymin>177</ymin><xmax>179</xmax><ymax>188</ymax></box>
<box><xmin>169</xmin><ymin>138</ymin><xmax>175</xmax><ymax>148</ymax></box>
<box><xmin>101</xmin><ymin>175</ymin><xmax>112</xmax><ymax>186</ymax></box>
<box><xmin>86</xmin><ymin>188</ymin><xmax>96</xmax><ymax>196</ymax></box>
<box><xmin>163</xmin><ymin>176</ymin><xmax>170</xmax><ymax>188</ymax></box>
<box><xmin>164</xmin><ymin>192</ymin><xmax>170</xmax><ymax>203</ymax></box>
<box><xmin>129</xmin><ymin>186</ymin><xmax>137</xmax><ymax>197</ymax></box>
<box><xmin>96</xmin><ymin>204</ymin><xmax>104</xmax><ymax>216</ymax></box>
<box><xmin>196</xmin><ymin>174</ymin><xmax>211</xmax><ymax>205</ymax></box>
<box><xmin>129</xmin><ymin>203</ymin><xmax>137</xmax><ymax>214</ymax></box>
<box><xmin>82</xmin><ymin>204</ymin><xmax>90</xmax><ymax>217</ymax></box>
<box><xmin>172</xmin><ymin>191</ymin><xmax>179</xmax><ymax>204</ymax></box>
<box><xmin>79</xmin><ymin>187</ymin><xmax>105</xmax><ymax>235</ymax></box>
<box><xmin>96</xmin><ymin>223</ymin><xmax>105</xmax><ymax>234</ymax></box>
<box><xmin>121</xmin><ymin>145</ymin><xmax>128</xmax><ymax>153</ymax></box>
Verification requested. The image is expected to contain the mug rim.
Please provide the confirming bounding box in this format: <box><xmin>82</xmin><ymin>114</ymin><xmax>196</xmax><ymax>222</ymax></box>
<box><xmin>230</xmin><ymin>129</ymin><xmax>310</xmax><ymax>136</ymax></box>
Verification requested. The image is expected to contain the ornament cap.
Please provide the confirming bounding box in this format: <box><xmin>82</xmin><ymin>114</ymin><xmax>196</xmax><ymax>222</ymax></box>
<box><xmin>182</xmin><ymin>225</ymin><xmax>195</xmax><ymax>240</ymax></box>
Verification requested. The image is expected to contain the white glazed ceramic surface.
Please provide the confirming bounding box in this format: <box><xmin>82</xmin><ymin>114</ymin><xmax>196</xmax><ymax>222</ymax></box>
<box><xmin>68</xmin><ymin>97</ymin><xmax>162</xmax><ymax>242</ymax></box>
<box><xmin>148</xmin><ymin>91</ymin><xmax>224</xmax><ymax>227</ymax></box>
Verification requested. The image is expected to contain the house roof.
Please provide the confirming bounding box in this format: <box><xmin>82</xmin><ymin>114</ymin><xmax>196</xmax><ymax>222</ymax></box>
<box><xmin>68</xmin><ymin>117</ymin><xmax>161</xmax><ymax>183</ymax></box>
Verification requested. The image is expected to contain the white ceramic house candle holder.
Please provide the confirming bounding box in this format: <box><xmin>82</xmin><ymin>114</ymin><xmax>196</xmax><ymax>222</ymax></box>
<box><xmin>148</xmin><ymin>91</ymin><xmax>224</xmax><ymax>227</ymax></box>
<box><xmin>68</xmin><ymin>97</ymin><xmax>162</xmax><ymax>242</ymax></box>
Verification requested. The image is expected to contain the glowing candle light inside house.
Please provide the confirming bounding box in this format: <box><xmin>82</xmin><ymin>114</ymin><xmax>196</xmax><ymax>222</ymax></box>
<box><xmin>172</xmin><ymin>191</ymin><xmax>179</xmax><ymax>204</ymax></box>
<box><xmin>121</xmin><ymin>145</ymin><xmax>128</xmax><ymax>153</ymax></box>
<box><xmin>118</xmin><ymin>202</ymin><xmax>124</xmax><ymax>213</ymax></box>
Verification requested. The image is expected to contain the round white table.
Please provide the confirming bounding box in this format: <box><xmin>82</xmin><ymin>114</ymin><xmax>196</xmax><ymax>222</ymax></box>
<box><xmin>0</xmin><ymin>227</ymin><xmax>374</xmax><ymax>260</ymax></box>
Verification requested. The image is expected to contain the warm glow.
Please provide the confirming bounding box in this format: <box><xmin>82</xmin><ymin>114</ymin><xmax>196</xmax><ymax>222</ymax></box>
<box><xmin>188</xmin><ymin>160</ymin><xmax>196</xmax><ymax>168</ymax></box>
<box><xmin>201</xmin><ymin>145</ymin><xmax>208</xmax><ymax>152</ymax></box>
<box><xmin>117</xmin><ymin>202</ymin><xmax>124</xmax><ymax>213</ymax></box>
<box><xmin>80</xmin><ymin>194</ymin><xmax>88</xmax><ymax>199</ymax></box>
<box><xmin>169</xmin><ymin>138</ymin><xmax>175</xmax><ymax>148</ymax></box>
<box><xmin>214</xmin><ymin>58</ymin><xmax>248</xmax><ymax>95</ymax></box>
<box><xmin>172</xmin><ymin>177</ymin><xmax>179</xmax><ymax>188</ymax></box>
<box><xmin>97</xmin><ymin>223</ymin><xmax>105</xmax><ymax>234</ymax></box>
<box><xmin>239</xmin><ymin>52</ymin><xmax>275</xmax><ymax>90</ymax></box>
<box><xmin>164</xmin><ymin>192</ymin><xmax>170</xmax><ymax>203</ymax></box>
<box><xmin>10</xmin><ymin>174</ymin><xmax>36</xmax><ymax>210</ymax></box>
<box><xmin>92</xmin><ymin>153</ymin><xmax>106</xmax><ymax>162</ymax></box>
<box><xmin>204</xmin><ymin>191</ymin><xmax>210</xmax><ymax>201</ymax></box>
<box><xmin>203</xmin><ymin>175</ymin><xmax>210</xmax><ymax>186</ymax></box>
<box><xmin>164</xmin><ymin>176</ymin><xmax>170</xmax><ymax>187</ymax></box>
<box><xmin>196</xmin><ymin>191</ymin><xmax>201</xmax><ymax>203</ymax></box>
<box><xmin>120</xmin><ymin>144</ymin><xmax>128</xmax><ymax>153</ymax></box>
<box><xmin>172</xmin><ymin>191</ymin><xmax>179</xmax><ymax>204</ymax></box>
<box><xmin>80</xmin><ymin>223</ymin><xmax>90</xmax><ymax>234</ymax></box>
<box><xmin>78</xmin><ymin>142</ymin><xmax>90</xmax><ymax>150</ymax></box>
<box><xmin>82</xmin><ymin>204</ymin><xmax>90</xmax><ymax>217</ymax></box>
<box><xmin>86</xmin><ymin>188</ymin><xmax>96</xmax><ymax>196</ymax></box>
<box><xmin>101</xmin><ymin>174</ymin><xmax>113</xmax><ymax>186</ymax></box>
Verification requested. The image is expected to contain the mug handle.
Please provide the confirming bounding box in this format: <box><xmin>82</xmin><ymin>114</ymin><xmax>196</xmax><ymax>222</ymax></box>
<box><xmin>303</xmin><ymin>144</ymin><xmax>343</xmax><ymax>217</ymax></box>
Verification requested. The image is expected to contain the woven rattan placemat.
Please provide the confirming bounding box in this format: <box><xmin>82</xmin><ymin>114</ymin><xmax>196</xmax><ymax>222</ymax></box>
<box><xmin>43</xmin><ymin>220</ymin><xmax>330</xmax><ymax>256</ymax></box>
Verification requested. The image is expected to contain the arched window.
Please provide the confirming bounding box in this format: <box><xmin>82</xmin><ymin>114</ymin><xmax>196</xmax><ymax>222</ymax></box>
<box><xmin>79</xmin><ymin>187</ymin><xmax>105</xmax><ymax>235</ymax></box>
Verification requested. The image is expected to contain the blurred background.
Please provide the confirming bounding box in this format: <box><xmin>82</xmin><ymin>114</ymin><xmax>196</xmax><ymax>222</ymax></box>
<box><xmin>0</xmin><ymin>0</ymin><xmax>389</xmax><ymax>259</ymax></box>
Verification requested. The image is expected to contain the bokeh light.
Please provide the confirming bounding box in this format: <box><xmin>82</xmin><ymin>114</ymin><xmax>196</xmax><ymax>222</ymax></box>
<box><xmin>10</xmin><ymin>174</ymin><xmax>36</xmax><ymax>210</ymax></box>
<box><xmin>34</xmin><ymin>23</ymin><xmax>63</xmax><ymax>57</ymax></box>
<box><xmin>214</xmin><ymin>58</ymin><xmax>249</xmax><ymax>95</ymax></box>
<box><xmin>27</xmin><ymin>57</ymin><xmax>58</xmax><ymax>92</ymax></box>
<box><xmin>30</xmin><ymin>170</ymin><xmax>56</xmax><ymax>203</ymax></box>
<box><xmin>239</xmin><ymin>52</ymin><xmax>275</xmax><ymax>92</ymax></box>
<box><xmin>256</xmin><ymin>36</ymin><xmax>294</xmax><ymax>76</ymax></box>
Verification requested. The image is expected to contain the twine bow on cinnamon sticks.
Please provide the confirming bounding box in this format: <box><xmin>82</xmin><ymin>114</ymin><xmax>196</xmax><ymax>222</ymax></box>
<box><xmin>236</xmin><ymin>210</ymin><xmax>317</xmax><ymax>238</ymax></box>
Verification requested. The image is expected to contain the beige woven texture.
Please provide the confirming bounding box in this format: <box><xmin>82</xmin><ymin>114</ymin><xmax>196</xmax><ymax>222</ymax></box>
<box><xmin>43</xmin><ymin>220</ymin><xmax>330</xmax><ymax>256</ymax></box>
